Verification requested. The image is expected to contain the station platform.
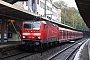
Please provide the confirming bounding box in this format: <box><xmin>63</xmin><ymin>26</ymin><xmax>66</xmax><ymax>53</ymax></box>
<box><xmin>0</xmin><ymin>41</ymin><xmax>21</xmax><ymax>48</ymax></box>
<box><xmin>74</xmin><ymin>38</ymin><xmax>90</xmax><ymax>60</ymax></box>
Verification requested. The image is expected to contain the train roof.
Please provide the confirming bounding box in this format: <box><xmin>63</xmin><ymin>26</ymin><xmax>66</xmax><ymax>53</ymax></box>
<box><xmin>59</xmin><ymin>27</ymin><xmax>73</xmax><ymax>31</ymax></box>
<box><xmin>59</xmin><ymin>27</ymin><xmax>83</xmax><ymax>33</ymax></box>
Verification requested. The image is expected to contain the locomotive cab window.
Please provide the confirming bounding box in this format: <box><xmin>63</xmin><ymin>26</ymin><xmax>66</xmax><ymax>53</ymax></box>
<box><xmin>24</xmin><ymin>23</ymin><xmax>31</xmax><ymax>29</ymax></box>
<box><xmin>44</xmin><ymin>24</ymin><xmax>46</xmax><ymax>29</ymax></box>
<box><xmin>24</xmin><ymin>21</ymin><xmax>41</xmax><ymax>30</ymax></box>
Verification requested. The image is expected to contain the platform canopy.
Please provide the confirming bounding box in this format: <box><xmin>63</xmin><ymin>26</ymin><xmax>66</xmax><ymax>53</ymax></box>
<box><xmin>75</xmin><ymin>0</ymin><xmax>90</xmax><ymax>29</ymax></box>
<box><xmin>0</xmin><ymin>0</ymin><xmax>40</xmax><ymax>20</ymax></box>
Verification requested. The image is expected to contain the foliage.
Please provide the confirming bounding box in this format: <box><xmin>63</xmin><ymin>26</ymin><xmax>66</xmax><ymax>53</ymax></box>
<box><xmin>53</xmin><ymin>1</ymin><xmax>89</xmax><ymax>31</ymax></box>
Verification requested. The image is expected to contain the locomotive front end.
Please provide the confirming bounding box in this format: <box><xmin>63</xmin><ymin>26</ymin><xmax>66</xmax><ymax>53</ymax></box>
<box><xmin>21</xmin><ymin>21</ymin><xmax>42</xmax><ymax>46</ymax></box>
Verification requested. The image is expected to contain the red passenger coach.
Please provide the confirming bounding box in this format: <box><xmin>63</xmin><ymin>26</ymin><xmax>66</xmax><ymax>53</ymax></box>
<box><xmin>21</xmin><ymin>21</ymin><xmax>59</xmax><ymax>46</ymax></box>
<box><xmin>58</xmin><ymin>27</ymin><xmax>83</xmax><ymax>43</ymax></box>
<box><xmin>58</xmin><ymin>27</ymin><xmax>72</xmax><ymax>43</ymax></box>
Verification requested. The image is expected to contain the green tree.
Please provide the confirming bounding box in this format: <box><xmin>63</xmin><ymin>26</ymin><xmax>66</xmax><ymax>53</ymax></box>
<box><xmin>53</xmin><ymin>1</ymin><xmax>89</xmax><ymax>31</ymax></box>
<box><xmin>54</xmin><ymin>1</ymin><xmax>67</xmax><ymax>9</ymax></box>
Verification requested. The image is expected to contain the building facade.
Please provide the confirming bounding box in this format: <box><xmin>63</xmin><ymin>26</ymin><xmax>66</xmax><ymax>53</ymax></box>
<box><xmin>14</xmin><ymin>0</ymin><xmax>61</xmax><ymax>23</ymax></box>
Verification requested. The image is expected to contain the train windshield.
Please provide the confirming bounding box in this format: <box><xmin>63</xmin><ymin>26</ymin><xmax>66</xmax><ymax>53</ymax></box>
<box><xmin>24</xmin><ymin>21</ymin><xmax>41</xmax><ymax>30</ymax></box>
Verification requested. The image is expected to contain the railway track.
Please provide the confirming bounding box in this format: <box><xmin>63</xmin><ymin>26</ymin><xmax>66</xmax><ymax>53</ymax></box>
<box><xmin>0</xmin><ymin>44</ymin><xmax>36</xmax><ymax>60</ymax></box>
<box><xmin>0</xmin><ymin>52</ymin><xmax>36</xmax><ymax>60</ymax></box>
<box><xmin>46</xmin><ymin>38</ymin><xmax>87</xmax><ymax>60</ymax></box>
<box><xmin>0</xmin><ymin>44</ymin><xmax>20</xmax><ymax>58</ymax></box>
<box><xmin>0</xmin><ymin>38</ymin><xmax>88</xmax><ymax>60</ymax></box>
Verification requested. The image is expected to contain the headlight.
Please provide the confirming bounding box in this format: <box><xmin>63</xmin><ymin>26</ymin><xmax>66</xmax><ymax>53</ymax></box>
<box><xmin>38</xmin><ymin>36</ymin><xmax>41</xmax><ymax>39</ymax></box>
<box><xmin>22</xmin><ymin>36</ymin><xmax>26</xmax><ymax>38</ymax></box>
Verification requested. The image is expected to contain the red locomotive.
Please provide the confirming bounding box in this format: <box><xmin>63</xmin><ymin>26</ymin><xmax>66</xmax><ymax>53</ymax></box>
<box><xmin>21</xmin><ymin>20</ymin><xmax>83</xmax><ymax>47</ymax></box>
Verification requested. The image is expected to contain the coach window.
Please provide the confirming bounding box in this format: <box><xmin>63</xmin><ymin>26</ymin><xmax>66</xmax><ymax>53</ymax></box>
<box><xmin>63</xmin><ymin>32</ymin><xmax>65</xmax><ymax>36</ymax></box>
<box><xmin>60</xmin><ymin>32</ymin><xmax>63</xmax><ymax>36</ymax></box>
<box><xmin>65</xmin><ymin>32</ymin><xmax>67</xmax><ymax>36</ymax></box>
<box><xmin>67</xmin><ymin>32</ymin><xmax>69</xmax><ymax>36</ymax></box>
<box><xmin>72</xmin><ymin>32</ymin><xmax>73</xmax><ymax>36</ymax></box>
<box><xmin>74</xmin><ymin>33</ymin><xmax>75</xmax><ymax>36</ymax></box>
<box><xmin>68</xmin><ymin>32</ymin><xmax>69</xmax><ymax>36</ymax></box>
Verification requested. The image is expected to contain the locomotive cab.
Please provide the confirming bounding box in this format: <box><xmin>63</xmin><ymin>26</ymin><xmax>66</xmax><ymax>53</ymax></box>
<box><xmin>21</xmin><ymin>21</ymin><xmax>42</xmax><ymax>45</ymax></box>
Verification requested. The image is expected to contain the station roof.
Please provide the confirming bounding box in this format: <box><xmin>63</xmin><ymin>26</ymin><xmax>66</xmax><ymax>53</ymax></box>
<box><xmin>0</xmin><ymin>0</ymin><xmax>75</xmax><ymax>30</ymax></box>
<box><xmin>0</xmin><ymin>0</ymin><xmax>40</xmax><ymax>20</ymax></box>
<box><xmin>75</xmin><ymin>0</ymin><xmax>90</xmax><ymax>29</ymax></box>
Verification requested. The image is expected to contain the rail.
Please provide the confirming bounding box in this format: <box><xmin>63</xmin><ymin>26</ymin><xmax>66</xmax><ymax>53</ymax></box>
<box><xmin>46</xmin><ymin>38</ymin><xmax>88</xmax><ymax>60</ymax></box>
